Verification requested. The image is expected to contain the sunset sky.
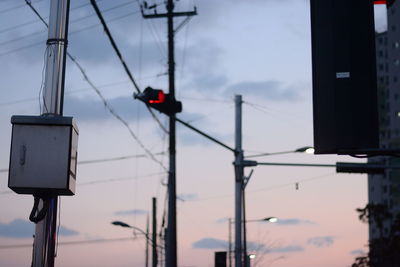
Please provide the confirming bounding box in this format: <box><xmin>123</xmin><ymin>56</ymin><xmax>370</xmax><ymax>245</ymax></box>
<box><xmin>0</xmin><ymin>1</ymin><xmax>387</xmax><ymax>266</ymax></box>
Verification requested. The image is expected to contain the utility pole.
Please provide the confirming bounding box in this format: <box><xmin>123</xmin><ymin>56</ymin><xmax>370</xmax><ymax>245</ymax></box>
<box><xmin>141</xmin><ymin>2</ymin><xmax>196</xmax><ymax>266</ymax></box>
<box><xmin>228</xmin><ymin>218</ymin><xmax>232</xmax><ymax>267</ymax></box>
<box><xmin>30</xmin><ymin>1</ymin><xmax>70</xmax><ymax>266</ymax></box>
<box><xmin>152</xmin><ymin>197</ymin><xmax>158</xmax><ymax>267</ymax></box>
<box><xmin>234</xmin><ymin>95</ymin><xmax>244</xmax><ymax>267</ymax></box>
<box><xmin>146</xmin><ymin>215</ymin><xmax>150</xmax><ymax>267</ymax></box>
<box><xmin>32</xmin><ymin>1</ymin><xmax>70</xmax><ymax>266</ymax></box>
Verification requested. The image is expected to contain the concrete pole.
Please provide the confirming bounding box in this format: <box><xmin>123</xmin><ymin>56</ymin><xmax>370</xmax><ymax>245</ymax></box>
<box><xmin>33</xmin><ymin>1</ymin><xmax>70</xmax><ymax>266</ymax></box>
<box><xmin>234</xmin><ymin>95</ymin><xmax>243</xmax><ymax>267</ymax></box>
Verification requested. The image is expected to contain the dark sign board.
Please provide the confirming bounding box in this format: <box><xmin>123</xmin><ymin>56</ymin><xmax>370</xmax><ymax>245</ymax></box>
<box><xmin>310</xmin><ymin>0</ymin><xmax>379</xmax><ymax>154</ymax></box>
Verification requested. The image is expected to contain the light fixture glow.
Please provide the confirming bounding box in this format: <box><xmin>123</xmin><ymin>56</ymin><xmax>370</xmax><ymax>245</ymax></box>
<box><xmin>268</xmin><ymin>217</ymin><xmax>278</xmax><ymax>223</ymax></box>
<box><xmin>305</xmin><ymin>147</ymin><xmax>315</xmax><ymax>154</ymax></box>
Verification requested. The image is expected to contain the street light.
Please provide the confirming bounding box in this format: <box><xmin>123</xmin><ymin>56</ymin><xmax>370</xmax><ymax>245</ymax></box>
<box><xmin>246</xmin><ymin>217</ymin><xmax>278</xmax><ymax>223</ymax></box>
<box><xmin>111</xmin><ymin>220</ymin><xmax>160</xmax><ymax>267</ymax></box>
<box><xmin>245</xmin><ymin>146</ymin><xmax>314</xmax><ymax>158</ymax></box>
<box><xmin>247</xmin><ymin>254</ymin><xmax>256</xmax><ymax>267</ymax></box>
<box><xmin>228</xmin><ymin>217</ymin><xmax>278</xmax><ymax>267</ymax></box>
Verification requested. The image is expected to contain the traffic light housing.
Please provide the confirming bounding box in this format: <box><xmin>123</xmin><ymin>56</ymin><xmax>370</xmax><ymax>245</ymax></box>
<box><xmin>310</xmin><ymin>0</ymin><xmax>379</xmax><ymax>154</ymax></box>
<box><xmin>134</xmin><ymin>87</ymin><xmax>182</xmax><ymax>115</ymax></box>
<box><xmin>374</xmin><ymin>0</ymin><xmax>395</xmax><ymax>6</ymax></box>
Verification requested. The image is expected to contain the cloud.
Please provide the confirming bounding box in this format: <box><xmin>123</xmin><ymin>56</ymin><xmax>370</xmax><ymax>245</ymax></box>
<box><xmin>350</xmin><ymin>249</ymin><xmax>366</xmax><ymax>255</ymax></box>
<box><xmin>63</xmin><ymin>95</ymin><xmax>150</xmax><ymax>121</ymax></box>
<box><xmin>114</xmin><ymin>209</ymin><xmax>148</xmax><ymax>216</ymax></box>
<box><xmin>273</xmin><ymin>218</ymin><xmax>316</xmax><ymax>226</ymax></box>
<box><xmin>307</xmin><ymin>236</ymin><xmax>335</xmax><ymax>248</ymax></box>
<box><xmin>192</xmin><ymin>238</ymin><xmax>268</xmax><ymax>252</ymax></box>
<box><xmin>267</xmin><ymin>245</ymin><xmax>304</xmax><ymax>253</ymax></box>
<box><xmin>192</xmin><ymin>238</ymin><xmax>228</xmax><ymax>249</ymax></box>
<box><xmin>225</xmin><ymin>80</ymin><xmax>301</xmax><ymax>101</ymax></box>
<box><xmin>215</xmin><ymin>217</ymin><xmax>229</xmax><ymax>224</ymax></box>
<box><xmin>177</xmin><ymin>193</ymin><xmax>198</xmax><ymax>201</ymax></box>
<box><xmin>0</xmin><ymin>219</ymin><xmax>78</xmax><ymax>238</ymax></box>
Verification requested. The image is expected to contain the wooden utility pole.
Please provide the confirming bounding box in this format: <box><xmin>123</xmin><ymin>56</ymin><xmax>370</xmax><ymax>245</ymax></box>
<box><xmin>141</xmin><ymin>1</ymin><xmax>196</xmax><ymax>266</ymax></box>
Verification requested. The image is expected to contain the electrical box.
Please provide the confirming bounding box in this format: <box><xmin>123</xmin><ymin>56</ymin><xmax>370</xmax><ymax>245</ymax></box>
<box><xmin>310</xmin><ymin>0</ymin><xmax>379</xmax><ymax>154</ymax></box>
<box><xmin>8</xmin><ymin>115</ymin><xmax>78</xmax><ymax>196</ymax></box>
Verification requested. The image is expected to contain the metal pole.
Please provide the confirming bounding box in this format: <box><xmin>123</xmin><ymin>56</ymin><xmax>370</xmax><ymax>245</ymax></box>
<box><xmin>228</xmin><ymin>218</ymin><xmax>232</xmax><ymax>267</ymax></box>
<box><xmin>152</xmin><ymin>197</ymin><xmax>158</xmax><ymax>267</ymax></box>
<box><xmin>166</xmin><ymin>0</ymin><xmax>177</xmax><ymax>266</ymax></box>
<box><xmin>145</xmin><ymin>225</ymin><xmax>149</xmax><ymax>267</ymax></box>
<box><xmin>33</xmin><ymin>1</ymin><xmax>70</xmax><ymax>266</ymax></box>
<box><xmin>234</xmin><ymin>95</ymin><xmax>243</xmax><ymax>267</ymax></box>
<box><xmin>242</xmin><ymin>190</ymin><xmax>247</xmax><ymax>267</ymax></box>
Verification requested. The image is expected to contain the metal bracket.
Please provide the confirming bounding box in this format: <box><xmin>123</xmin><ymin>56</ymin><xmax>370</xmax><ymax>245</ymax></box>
<box><xmin>243</xmin><ymin>169</ymin><xmax>254</xmax><ymax>189</ymax></box>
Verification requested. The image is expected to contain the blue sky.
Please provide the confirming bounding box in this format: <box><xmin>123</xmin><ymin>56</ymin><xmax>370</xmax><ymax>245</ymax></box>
<box><xmin>0</xmin><ymin>0</ymin><xmax>386</xmax><ymax>266</ymax></box>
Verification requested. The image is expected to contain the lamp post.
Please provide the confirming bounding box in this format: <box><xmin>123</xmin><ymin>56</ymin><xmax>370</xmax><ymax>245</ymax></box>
<box><xmin>245</xmin><ymin>146</ymin><xmax>314</xmax><ymax>158</ymax></box>
<box><xmin>228</xmin><ymin>217</ymin><xmax>278</xmax><ymax>267</ymax></box>
<box><xmin>111</xmin><ymin>220</ymin><xmax>160</xmax><ymax>267</ymax></box>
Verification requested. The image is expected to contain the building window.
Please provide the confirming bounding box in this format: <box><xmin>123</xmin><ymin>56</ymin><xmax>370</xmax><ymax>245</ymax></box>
<box><xmin>395</xmin><ymin>41</ymin><xmax>400</xmax><ymax>48</ymax></box>
<box><xmin>392</xmin><ymin>25</ymin><xmax>396</xmax><ymax>32</ymax></box>
<box><xmin>395</xmin><ymin>59</ymin><xmax>400</xmax><ymax>66</ymax></box>
<box><xmin>394</xmin><ymin>76</ymin><xmax>398</xmax><ymax>83</ymax></box>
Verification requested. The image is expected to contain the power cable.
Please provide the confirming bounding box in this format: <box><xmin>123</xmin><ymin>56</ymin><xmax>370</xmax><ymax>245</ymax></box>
<box><xmin>90</xmin><ymin>0</ymin><xmax>168</xmax><ymax>134</ymax></box>
<box><xmin>0</xmin><ymin>237</ymin><xmax>136</xmax><ymax>249</ymax></box>
<box><xmin>0</xmin><ymin>80</ymin><xmax>130</xmax><ymax>107</ymax></box>
<box><xmin>24</xmin><ymin>0</ymin><xmax>168</xmax><ymax>170</ymax></box>
<box><xmin>0</xmin><ymin>0</ymin><xmax>44</xmax><ymax>15</ymax></box>
<box><xmin>0</xmin><ymin>172</ymin><xmax>166</xmax><ymax>195</ymax></box>
<box><xmin>0</xmin><ymin>1</ymin><xmax>135</xmax><ymax>48</ymax></box>
<box><xmin>0</xmin><ymin>10</ymin><xmax>139</xmax><ymax>58</ymax></box>
<box><xmin>0</xmin><ymin>0</ymin><xmax>102</xmax><ymax>36</ymax></box>
<box><xmin>183</xmin><ymin>172</ymin><xmax>336</xmax><ymax>202</ymax></box>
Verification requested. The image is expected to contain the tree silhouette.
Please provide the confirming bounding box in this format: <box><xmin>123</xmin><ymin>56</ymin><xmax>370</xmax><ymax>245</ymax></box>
<box><xmin>352</xmin><ymin>204</ymin><xmax>400</xmax><ymax>267</ymax></box>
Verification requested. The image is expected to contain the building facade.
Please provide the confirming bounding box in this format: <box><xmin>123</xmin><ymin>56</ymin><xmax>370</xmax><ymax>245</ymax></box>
<box><xmin>368</xmin><ymin>2</ymin><xmax>400</xmax><ymax>240</ymax></box>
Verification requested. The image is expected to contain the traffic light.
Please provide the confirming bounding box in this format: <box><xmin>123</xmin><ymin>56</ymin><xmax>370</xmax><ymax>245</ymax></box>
<box><xmin>310</xmin><ymin>0</ymin><xmax>379</xmax><ymax>154</ymax></box>
<box><xmin>134</xmin><ymin>87</ymin><xmax>182</xmax><ymax>115</ymax></box>
<box><xmin>374</xmin><ymin>0</ymin><xmax>395</xmax><ymax>6</ymax></box>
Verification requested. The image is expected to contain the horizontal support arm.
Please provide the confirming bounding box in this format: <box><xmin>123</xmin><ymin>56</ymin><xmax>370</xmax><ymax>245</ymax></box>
<box><xmin>175</xmin><ymin>117</ymin><xmax>235</xmax><ymax>152</ymax></box>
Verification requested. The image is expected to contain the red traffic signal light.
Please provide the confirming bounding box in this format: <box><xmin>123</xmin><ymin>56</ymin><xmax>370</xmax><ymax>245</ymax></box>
<box><xmin>374</xmin><ymin>0</ymin><xmax>395</xmax><ymax>6</ymax></box>
<box><xmin>135</xmin><ymin>87</ymin><xmax>182</xmax><ymax>115</ymax></box>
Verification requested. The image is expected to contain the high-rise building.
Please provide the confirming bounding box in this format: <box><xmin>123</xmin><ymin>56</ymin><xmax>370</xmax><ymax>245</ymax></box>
<box><xmin>368</xmin><ymin>2</ymin><xmax>400</xmax><ymax>240</ymax></box>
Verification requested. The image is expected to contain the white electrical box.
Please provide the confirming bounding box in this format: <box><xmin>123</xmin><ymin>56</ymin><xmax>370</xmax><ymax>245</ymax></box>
<box><xmin>8</xmin><ymin>115</ymin><xmax>78</xmax><ymax>196</ymax></box>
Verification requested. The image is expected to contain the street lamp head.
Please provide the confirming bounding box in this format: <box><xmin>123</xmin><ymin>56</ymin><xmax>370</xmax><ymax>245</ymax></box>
<box><xmin>263</xmin><ymin>217</ymin><xmax>278</xmax><ymax>223</ymax></box>
<box><xmin>248</xmin><ymin>254</ymin><xmax>256</xmax><ymax>259</ymax></box>
<box><xmin>111</xmin><ymin>221</ymin><xmax>131</xmax><ymax>228</ymax></box>
<box><xmin>295</xmin><ymin>146</ymin><xmax>315</xmax><ymax>154</ymax></box>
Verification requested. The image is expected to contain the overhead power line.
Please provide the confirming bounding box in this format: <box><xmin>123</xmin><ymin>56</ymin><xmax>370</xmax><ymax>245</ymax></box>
<box><xmin>0</xmin><ymin>8</ymin><xmax>139</xmax><ymax>58</ymax></box>
<box><xmin>0</xmin><ymin>172</ymin><xmax>166</xmax><ymax>195</ymax></box>
<box><xmin>89</xmin><ymin>0</ymin><xmax>168</xmax><ymax>133</ymax></box>
<box><xmin>23</xmin><ymin>0</ymin><xmax>168</xmax><ymax>170</ymax></box>
<box><xmin>0</xmin><ymin>0</ymin><xmax>44</xmax><ymax>15</ymax></box>
<box><xmin>78</xmin><ymin>152</ymin><xmax>165</xmax><ymax>165</ymax></box>
<box><xmin>0</xmin><ymin>1</ymin><xmax>135</xmax><ymax>48</ymax></box>
<box><xmin>90</xmin><ymin>0</ymin><xmax>140</xmax><ymax>92</ymax></box>
<box><xmin>0</xmin><ymin>237</ymin><xmax>136</xmax><ymax>249</ymax></box>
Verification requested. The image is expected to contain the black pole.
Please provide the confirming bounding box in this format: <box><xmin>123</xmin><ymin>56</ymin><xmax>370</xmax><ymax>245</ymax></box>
<box><xmin>242</xmin><ymin>190</ymin><xmax>247</xmax><ymax>267</ymax></box>
<box><xmin>152</xmin><ymin>197</ymin><xmax>158</xmax><ymax>267</ymax></box>
<box><xmin>166</xmin><ymin>1</ymin><xmax>177</xmax><ymax>266</ymax></box>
